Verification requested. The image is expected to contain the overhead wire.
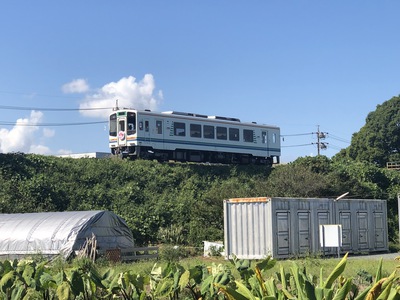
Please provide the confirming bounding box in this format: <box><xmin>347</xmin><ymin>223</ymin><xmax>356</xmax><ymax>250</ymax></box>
<box><xmin>0</xmin><ymin>105</ymin><xmax>112</xmax><ymax>111</ymax></box>
<box><xmin>281</xmin><ymin>132</ymin><xmax>313</xmax><ymax>137</ymax></box>
<box><xmin>328</xmin><ymin>144</ymin><xmax>345</xmax><ymax>151</ymax></box>
<box><xmin>0</xmin><ymin>121</ymin><xmax>107</xmax><ymax>127</ymax></box>
<box><xmin>0</xmin><ymin>103</ymin><xmax>110</xmax><ymax>127</ymax></box>
<box><xmin>0</xmin><ymin>90</ymin><xmax>82</xmax><ymax>99</ymax></box>
<box><xmin>329</xmin><ymin>134</ymin><xmax>351</xmax><ymax>144</ymax></box>
<box><xmin>281</xmin><ymin>143</ymin><xmax>313</xmax><ymax>148</ymax></box>
<box><xmin>281</xmin><ymin>131</ymin><xmax>350</xmax><ymax>150</ymax></box>
<box><xmin>0</xmin><ymin>103</ymin><xmax>353</xmax><ymax>147</ymax></box>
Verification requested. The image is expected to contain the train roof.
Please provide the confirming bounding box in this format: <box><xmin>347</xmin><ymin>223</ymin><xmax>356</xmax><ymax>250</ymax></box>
<box><xmin>162</xmin><ymin>111</ymin><xmax>241</xmax><ymax>122</ymax></box>
<box><xmin>112</xmin><ymin>108</ymin><xmax>279</xmax><ymax>128</ymax></box>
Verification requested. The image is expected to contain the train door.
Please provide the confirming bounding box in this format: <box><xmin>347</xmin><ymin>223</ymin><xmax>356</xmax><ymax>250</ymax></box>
<box><xmin>262</xmin><ymin>131</ymin><xmax>268</xmax><ymax>155</ymax></box>
<box><xmin>143</xmin><ymin>119</ymin><xmax>151</xmax><ymax>143</ymax></box>
<box><xmin>117</xmin><ymin>117</ymin><xmax>127</xmax><ymax>148</ymax></box>
<box><xmin>155</xmin><ymin>119</ymin><xmax>164</xmax><ymax>149</ymax></box>
<box><xmin>276</xmin><ymin>211</ymin><xmax>290</xmax><ymax>257</ymax></box>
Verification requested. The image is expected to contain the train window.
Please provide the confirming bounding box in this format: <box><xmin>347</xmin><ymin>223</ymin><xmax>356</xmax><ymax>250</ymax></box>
<box><xmin>119</xmin><ymin>120</ymin><xmax>125</xmax><ymax>131</ymax></box>
<box><xmin>204</xmin><ymin>125</ymin><xmax>215</xmax><ymax>139</ymax></box>
<box><xmin>217</xmin><ymin>127</ymin><xmax>227</xmax><ymax>140</ymax></box>
<box><xmin>229</xmin><ymin>128</ymin><xmax>239</xmax><ymax>141</ymax></box>
<box><xmin>145</xmin><ymin>120</ymin><xmax>149</xmax><ymax>132</ymax></box>
<box><xmin>272</xmin><ymin>133</ymin><xmax>277</xmax><ymax>143</ymax></box>
<box><xmin>190</xmin><ymin>124</ymin><xmax>202</xmax><ymax>138</ymax></box>
<box><xmin>174</xmin><ymin>122</ymin><xmax>186</xmax><ymax>136</ymax></box>
<box><xmin>244</xmin><ymin>129</ymin><xmax>254</xmax><ymax>142</ymax></box>
<box><xmin>128</xmin><ymin>123</ymin><xmax>135</xmax><ymax>134</ymax></box>
<box><xmin>109</xmin><ymin>113</ymin><xmax>117</xmax><ymax>136</ymax></box>
<box><xmin>262</xmin><ymin>131</ymin><xmax>267</xmax><ymax>143</ymax></box>
<box><xmin>139</xmin><ymin>121</ymin><xmax>143</xmax><ymax>130</ymax></box>
<box><xmin>127</xmin><ymin>112</ymin><xmax>136</xmax><ymax>135</ymax></box>
<box><xmin>156</xmin><ymin>120</ymin><xmax>162</xmax><ymax>134</ymax></box>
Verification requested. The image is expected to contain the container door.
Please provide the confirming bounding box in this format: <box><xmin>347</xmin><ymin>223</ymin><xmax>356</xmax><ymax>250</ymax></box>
<box><xmin>317</xmin><ymin>211</ymin><xmax>334</xmax><ymax>255</ymax></box>
<box><xmin>357</xmin><ymin>212</ymin><xmax>369</xmax><ymax>250</ymax></box>
<box><xmin>374</xmin><ymin>212</ymin><xmax>385</xmax><ymax>249</ymax></box>
<box><xmin>339</xmin><ymin>212</ymin><xmax>352</xmax><ymax>251</ymax></box>
<box><xmin>298</xmin><ymin>212</ymin><xmax>311</xmax><ymax>254</ymax></box>
<box><xmin>276</xmin><ymin>212</ymin><xmax>290</xmax><ymax>256</ymax></box>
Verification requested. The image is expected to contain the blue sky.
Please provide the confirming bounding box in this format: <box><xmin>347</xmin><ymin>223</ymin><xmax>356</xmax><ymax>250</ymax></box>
<box><xmin>0</xmin><ymin>1</ymin><xmax>399</xmax><ymax>162</ymax></box>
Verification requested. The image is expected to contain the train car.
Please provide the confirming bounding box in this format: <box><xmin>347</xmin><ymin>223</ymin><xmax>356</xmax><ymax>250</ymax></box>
<box><xmin>109</xmin><ymin>108</ymin><xmax>280</xmax><ymax>165</ymax></box>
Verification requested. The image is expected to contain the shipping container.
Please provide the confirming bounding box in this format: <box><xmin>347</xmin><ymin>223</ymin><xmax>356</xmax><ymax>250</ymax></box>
<box><xmin>223</xmin><ymin>197</ymin><xmax>388</xmax><ymax>259</ymax></box>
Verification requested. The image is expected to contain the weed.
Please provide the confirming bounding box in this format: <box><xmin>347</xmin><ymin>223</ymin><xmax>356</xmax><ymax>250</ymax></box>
<box><xmin>158</xmin><ymin>244</ymin><xmax>190</xmax><ymax>262</ymax></box>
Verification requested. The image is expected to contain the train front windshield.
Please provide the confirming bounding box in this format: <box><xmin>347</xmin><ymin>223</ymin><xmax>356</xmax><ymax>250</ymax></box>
<box><xmin>109</xmin><ymin>113</ymin><xmax>117</xmax><ymax>136</ymax></box>
<box><xmin>109</xmin><ymin>111</ymin><xmax>136</xmax><ymax>137</ymax></box>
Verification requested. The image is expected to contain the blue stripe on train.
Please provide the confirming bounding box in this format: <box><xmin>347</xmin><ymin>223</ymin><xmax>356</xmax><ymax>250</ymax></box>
<box><xmin>110</xmin><ymin>137</ymin><xmax>280</xmax><ymax>153</ymax></box>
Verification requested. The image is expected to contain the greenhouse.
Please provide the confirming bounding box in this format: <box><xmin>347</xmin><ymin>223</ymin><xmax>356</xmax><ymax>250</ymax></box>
<box><xmin>0</xmin><ymin>210</ymin><xmax>135</xmax><ymax>260</ymax></box>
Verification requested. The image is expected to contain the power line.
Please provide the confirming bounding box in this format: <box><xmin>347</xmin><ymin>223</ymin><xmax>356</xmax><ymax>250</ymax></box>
<box><xmin>0</xmin><ymin>121</ymin><xmax>107</xmax><ymax>127</ymax></box>
<box><xmin>329</xmin><ymin>144</ymin><xmax>344</xmax><ymax>151</ymax></box>
<box><xmin>329</xmin><ymin>134</ymin><xmax>351</xmax><ymax>144</ymax></box>
<box><xmin>0</xmin><ymin>105</ymin><xmax>353</xmax><ymax>146</ymax></box>
<box><xmin>0</xmin><ymin>105</ymin><xmax>112</xmax><ymax>111</ymax></box>
<box><xmin>281</xmin><ymin>126</ymin><xmax>350</xmax><ymax>152</ymax></box>
<box><xmin>281</xmin><ymin>133</ymin><xmax>313</xmax><ymax>137</ymax></box>
<box><xmin>0</xmin><ymin>90</ymin><xmax>82</xmax><ymax>99</ymax></box>
<box><xmin>282</xmin><ymin>143</ymin><xmax>313</xmax><ymax>148</ymax></box>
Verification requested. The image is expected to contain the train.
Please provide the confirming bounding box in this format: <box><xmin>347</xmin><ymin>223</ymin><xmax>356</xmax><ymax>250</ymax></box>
<box><xmin>109</xmin><ymin>108</ymin><xmax>281</xmax><ymax>166</ymax></box>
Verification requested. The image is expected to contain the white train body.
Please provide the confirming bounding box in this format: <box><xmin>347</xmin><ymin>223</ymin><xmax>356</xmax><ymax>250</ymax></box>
<box><xmin>109</xmin><ymin>109</ymin><xmax>280</xmax><ymax>165</ymax></box>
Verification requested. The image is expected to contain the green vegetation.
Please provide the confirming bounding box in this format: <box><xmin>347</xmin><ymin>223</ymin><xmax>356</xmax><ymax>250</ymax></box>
<box><xmin>2</xmin><ymin>95</ymin><xmax>400</xmax><ymax>298</ymax></box>
<box><xmin>337</xmin><ymin>95</ymin><xmax>400</xmax><ymax>167</ymax></box>
<box><xmin>1</xmin><ymin>152</ymin><xmax>400</xmax><ymax>248</ymax></box>
<box><xmin>2</xmin><ymin>96</ymin><xmax>400</xmax><ymax>248</ymax></box>
<box><xmin>0</xmin><ymin>253</ymin><xmax>399</xmax><ymax>299</ymax></box>
<box><xmin>0</xmin><ymin>97</ymin><xmax>400</xmax><ymax>232</ymax></box>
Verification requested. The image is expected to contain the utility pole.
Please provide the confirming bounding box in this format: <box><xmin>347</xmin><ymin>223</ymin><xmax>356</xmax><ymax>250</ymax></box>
<box><xmin>313</xmin><ymin>125</ymin><xmax>328</xmax><ymax>155</ymax></box>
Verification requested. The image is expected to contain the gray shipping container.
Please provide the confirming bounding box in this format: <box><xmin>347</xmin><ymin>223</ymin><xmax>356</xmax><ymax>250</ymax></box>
<box><xmin>223</xmin><ymin>197</ymin><xmax>388</xmax><ymax>259</ymax></box>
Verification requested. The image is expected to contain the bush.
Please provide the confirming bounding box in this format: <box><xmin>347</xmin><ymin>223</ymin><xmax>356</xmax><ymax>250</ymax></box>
<box><xmin>158</xmin><ymin>244</ymin><xmax>191</xmax><ymax>262</ymax></box>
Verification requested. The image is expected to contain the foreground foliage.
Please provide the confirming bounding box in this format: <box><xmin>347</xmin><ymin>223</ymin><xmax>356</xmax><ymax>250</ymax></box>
<box><xmin>1</xmin><ymin>253</ymin><xmax>399</xmax><ymax>299</ymax></box>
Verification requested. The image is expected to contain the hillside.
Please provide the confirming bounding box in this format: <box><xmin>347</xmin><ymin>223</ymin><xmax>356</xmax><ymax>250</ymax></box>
<box><xmin>0</xmin><ymin>153</ymin><xmax>399</xmax><ymax>248</ymax></box>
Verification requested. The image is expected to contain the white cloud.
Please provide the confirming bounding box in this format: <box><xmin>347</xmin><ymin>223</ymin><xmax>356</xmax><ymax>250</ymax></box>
<box><xmin>29</xmin><ymin>144</ymin><xmax>51</xmax><ymax>155</ymax></box>
<box><xmin>0</xmin><ymin>111</ymin><xmax>51</xmax><ymax>154</ymax></box>
<box><xmin>79</xmin><ymin>74</ymin><xmax>162</xmax><ymax>119</ymax></box>
<box><xmin>43</xmin><ymin>128</ymin><xmax>55</xmax><ymax>138</ymax></box>
<box><xmin>62</xmin><ymin>78</ymin><xmax>89</xmax><ymax>93</ymax></box>
<box><xmin>0</xmin><ymin>74</ymin><xmax>162</xmax><ymax>155</ymax></box>
<box><xmin>57</xmin><ymin>149</ymin><xmax>73</xmax><ymax>155</ymax></box>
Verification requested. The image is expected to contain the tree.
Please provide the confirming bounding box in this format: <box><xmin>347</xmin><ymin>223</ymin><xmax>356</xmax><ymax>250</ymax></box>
<box><xmin>341</xmin><ymin>96</ymin><xmax>400</xmax><ymax>167</ymax></box>
<box><xmin>263</xmin><ymin>163</ymin><xmax>331</xmax><ymax>197</ymax></box>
